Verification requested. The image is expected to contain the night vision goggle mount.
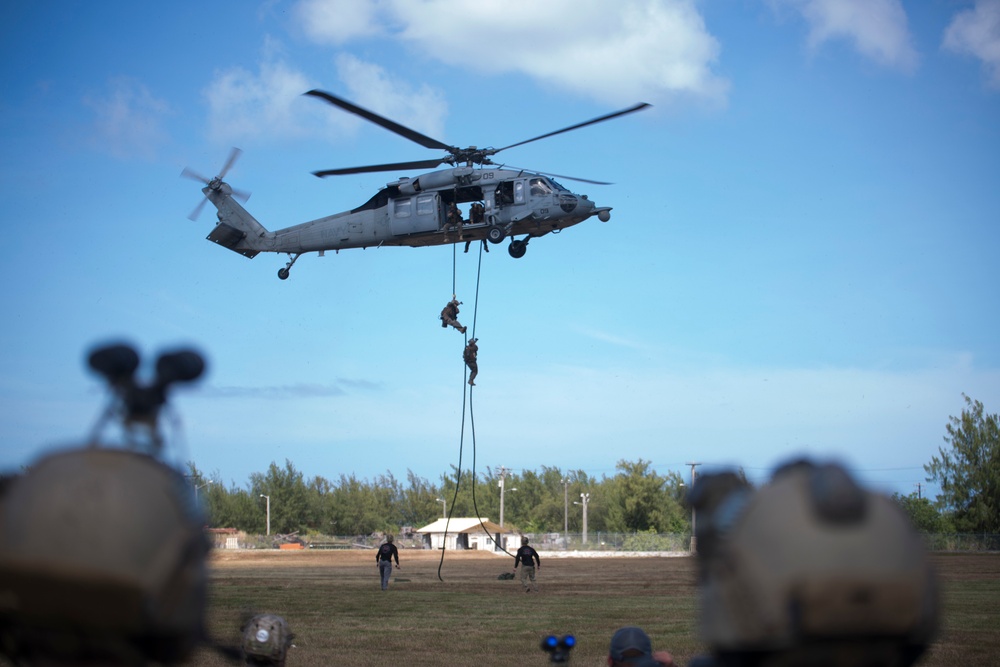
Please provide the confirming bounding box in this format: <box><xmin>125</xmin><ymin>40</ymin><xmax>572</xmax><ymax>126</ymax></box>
<box><xmin>541</xmin><ymin>634</ymin><xmax>576</xmax><ymax>663</ymax></box>
<box><xmin>87</xmin><ymin>342</ymin><xmax>205</xmax><ymax>453</ymax></box>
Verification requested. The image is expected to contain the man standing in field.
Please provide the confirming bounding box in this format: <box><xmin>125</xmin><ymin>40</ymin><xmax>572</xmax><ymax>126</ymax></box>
<box><xmin>376</xmin><ymin>534</ymin><xmax>400</xmax><ymax>591</ymax></box>
<box><xmin>513</xmin><ymin>536</ymin><xmax>540</xmax><ymax>592</ymax></box>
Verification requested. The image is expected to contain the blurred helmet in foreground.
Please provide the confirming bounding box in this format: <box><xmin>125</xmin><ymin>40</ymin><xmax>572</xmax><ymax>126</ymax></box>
<box><xmin>0</xmin><ymin>447</ymin><xmax>209</xmax><ymax>665</ymax></box>
<box><xmin>691</xmin><ymin>459</ymin><xmax>938</xmax><ymax>667</ymax></box>
<box><xmin>242</xmin><ymin>614</ymin><xmax>293</xmax><ymax>666</ymax></box>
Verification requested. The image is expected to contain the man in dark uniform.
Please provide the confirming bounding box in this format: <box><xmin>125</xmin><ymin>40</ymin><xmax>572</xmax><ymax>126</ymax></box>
<box><xmin>464</xmin><ymin>338</ymin><xmax>479</xmax><ymax>386</ymax></box>
<box><xmin>375</xmin><ymin>534</ymin><xmax>400</xmax><ymax>591</ymax></box>
<box><xmin>513</xmin><ymin>536</ymin><xmax>540</xmax><ymax>592</ymax></box>
<box><xmin>440</xmin><ymin>297</ymin><xmax>467</xmax><ymax>334</ymax></box>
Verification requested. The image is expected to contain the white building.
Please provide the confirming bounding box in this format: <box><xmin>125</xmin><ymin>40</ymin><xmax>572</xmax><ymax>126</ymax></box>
<box><xmin>416</xmin><ymin>517</ymin><xmax>517</xmax><ymax>552</ymax></box>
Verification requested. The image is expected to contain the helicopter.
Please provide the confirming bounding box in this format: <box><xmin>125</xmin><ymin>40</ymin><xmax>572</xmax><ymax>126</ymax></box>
<box><xmin>183</xmin><ymin>89</ymin><xmax>650</xmax><ymax>280</ymax></box>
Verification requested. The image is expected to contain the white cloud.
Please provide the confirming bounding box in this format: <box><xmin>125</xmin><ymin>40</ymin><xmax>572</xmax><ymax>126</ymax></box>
<box><xmin>335</xmin><ymin>54</ymin><xmax>448</xmax><ymax>139</ymax></box>
<box><xmin>294</xmin><ymin>0</ymin><xmax>729</xmax><ymax>107</ymax></box>
<box><xmin>204</xmin><ymin>38</ymin><xmax>315</xmax><ymax>145</ymax></box>
<box><xmin>83</xmin><ymin>77</ymin><xmax>171</xmax><ymax>160</ymax></box>
<box><xmin>203</xmin><ymin>38</ymin><xmax>447</xmax><ymax>145</ymax></box>
<box><xmin>769</xmin><ymin>0</ymin><xmax>919</xmax><ymax>72</ymax></box>
<box><xmin>294</xmin><ymin>0</ymin><xmax>389</xmax><ymax>44</ymax></box>
<box><xmin>943</xmin><ymin>0</ymin><xmax>1000</xmax><ymax>89</ymax></box>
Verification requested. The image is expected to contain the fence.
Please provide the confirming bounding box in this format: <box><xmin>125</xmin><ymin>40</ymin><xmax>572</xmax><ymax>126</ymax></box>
<box><xmin>213</xmin><ymin>531</ymin><xmax>1000</xmax><ymax>553</ymax></box>
<box><xmin>919</xmin><ymin>533</ymin><xmax>1000</xmax><ymax>551</ymax></box>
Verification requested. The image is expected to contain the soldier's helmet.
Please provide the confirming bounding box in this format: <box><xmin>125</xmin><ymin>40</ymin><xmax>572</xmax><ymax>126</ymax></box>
<box><xmin>691</xmin><ymin>459</ymin><xmax>938</xmax><ymax>667</ymax></box>
<box><xmin>0</xmin><ymin>447</ymin><xmax>210</xmax><ymax>665</ymax></box>
<box><xmin>0</xmin><ymin>342</ymin><xmax>210</xmax><ymax>665</ymax></box>
<box><xmin>242</xmin><ymin>614</ymin><xmax>293</xmax><ymax>666</ymax></box>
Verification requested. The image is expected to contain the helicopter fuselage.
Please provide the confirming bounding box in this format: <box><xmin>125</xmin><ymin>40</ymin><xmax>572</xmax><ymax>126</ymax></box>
<box><xmin>205</xmin><ymin>166</ymin><xmax>611</xmax><ymax>270</ymax></box>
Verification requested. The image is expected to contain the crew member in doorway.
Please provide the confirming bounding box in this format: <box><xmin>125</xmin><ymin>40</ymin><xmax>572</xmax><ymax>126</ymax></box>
<box><xmin>445</xmin><ymin>202</ymin><xmax>463</xmax><ymax>239</ymax></box>
<box><xmin>464</xmin><ymin>338</ymin><xmax>479</xmax><ymax>386</ymax></box>
<box><xmin>464</xmin><ymin>202</ymin><xmax>489</xmax><ymax>253</ymax></box>
<box><xmin>440</xmin><ymin>297</ymin><xmax>467</xmax><ymax>334</ymax></box>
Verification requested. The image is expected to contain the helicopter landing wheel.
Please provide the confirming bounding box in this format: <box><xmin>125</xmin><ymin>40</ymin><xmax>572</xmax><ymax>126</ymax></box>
<box><xmin>278</xmin><ymin>253</ymin><xmax>301</xmax><ymax>281</ymax></box>
<box><xmin>508</xmin><ymin>239</ymin><xmax>528</xmax><ymax>259</ymax></box>
<box><xmin>487</xmin><ymin>225</ymin><xmax>506</xmax><ymax>244</ymax></box>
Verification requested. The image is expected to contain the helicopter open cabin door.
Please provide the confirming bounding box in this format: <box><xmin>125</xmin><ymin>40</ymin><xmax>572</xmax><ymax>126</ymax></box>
<box><xmin>390</xmin><ymin>193</ymin><xmax>441</xmax><ymax>236</ymax></box>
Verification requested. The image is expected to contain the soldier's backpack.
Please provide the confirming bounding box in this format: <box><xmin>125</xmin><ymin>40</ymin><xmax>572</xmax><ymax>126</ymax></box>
<box><xmin>242</xmin><ymin>613</ymin><xmax>293</xmax><ymax>666</ymax></box>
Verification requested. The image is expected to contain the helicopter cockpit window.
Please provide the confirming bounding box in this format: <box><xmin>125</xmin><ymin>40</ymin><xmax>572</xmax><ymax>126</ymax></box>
<box><xmin>415</xmin><ymin>194</ymin><xmax>435</xmax><ymax>216</ymax></box>
<box><xmin>548</xmin><ymin>178</ymin><xmax>569</xmax><ymax>192</ymax></box>
<box><xmin>530</xmin><ymin>178</ymin><xmax>552</xmax><ymax>196</ymax></box>
<box><xmin>394</xmin><ymin>198</ymin><xmax>412</xmax><ymax>218</ymax></box>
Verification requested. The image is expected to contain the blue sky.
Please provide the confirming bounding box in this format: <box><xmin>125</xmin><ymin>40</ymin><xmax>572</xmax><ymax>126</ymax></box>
<box><xmin>2</xmin><ymin>0</ymin><xmax>998</xmax><ymax>500</ymax></box>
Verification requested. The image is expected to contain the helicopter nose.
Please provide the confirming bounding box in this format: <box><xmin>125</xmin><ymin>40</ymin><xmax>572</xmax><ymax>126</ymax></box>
<box><xmin>560</xmin><ymin>193</ymin><xmax>590</xmax><ymax>214</ymax></box>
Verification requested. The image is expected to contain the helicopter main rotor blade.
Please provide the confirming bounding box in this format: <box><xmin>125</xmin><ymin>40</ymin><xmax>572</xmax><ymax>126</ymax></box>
<box><xmin>494</xmin><ymin>102</ymin><xmax>651</xmax><ymax>154</ymax></box>
<box><xmin>313</xmin><ymin>158</ymin><xmax>448</xmax><ymax>178</ymax></box>
<box><xmin>305</xmin><ymin>89</ymin><xmax>453</xmax><ymax>152</ymax></box>
<box><xmin>502</xmin><ymin>165</ymin><xmax>612</xmax><ymax>186</ymax></box>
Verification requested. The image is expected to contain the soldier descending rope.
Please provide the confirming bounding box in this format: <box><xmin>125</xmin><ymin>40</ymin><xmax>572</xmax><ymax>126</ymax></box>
<box><xmin>464</xmin><ymin>338</ymin><xmax>479</xmax><ymax>386</ymax></box>
<box><xmin>440</xmin><ymin>297</ymin><xmax>467</xmax><ymax>334</ymax></box>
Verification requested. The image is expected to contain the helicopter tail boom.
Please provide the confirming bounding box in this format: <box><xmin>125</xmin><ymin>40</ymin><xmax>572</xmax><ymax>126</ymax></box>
<box><xmin>203</xmin><ymin>185</ymin><xmax>273</xmax><ymax>258</ymax></box>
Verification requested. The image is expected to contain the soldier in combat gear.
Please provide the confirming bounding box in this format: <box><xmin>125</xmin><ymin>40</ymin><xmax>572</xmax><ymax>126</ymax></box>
<box><xmin>465</xmin><ymin>202</ymin><xmax>489</xmax><ymax>253</ymax></box>
<box><xmin>688</xmin><ymin>458</ymin><xmax>939</xmax><ymax>667</ymax></box>
<box><xmin>440</xmin><ymin>297</ymin><xmax>467</xmax><ymax>334</ymax></box>
<box><xmin>464</xmin><ymin>338</ymin><xmax>479</xmax><ymax>386</ymax></box>
<box><xmin>445</xmin><ymin>201</ymin><xmax>463</xmax><ymax>239</ymax></box>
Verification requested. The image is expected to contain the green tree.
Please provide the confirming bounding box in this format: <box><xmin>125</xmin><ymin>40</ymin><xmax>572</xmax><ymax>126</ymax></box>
<box><xmin>602</xmin><ymin>459</ymin><xmax>687</xmax><ymax>533</ymax></box>
<box><xmin>891</xmin><ymin>492</ymin><xmax>952</xmax><ymax>533</ymax></box>
<box><xmin>250</xmin><ymin>460</ymin><xmax>312</xmax><ymax>535</ymax></box>
<box><xmin>925</xmin><ymin>395</ymin><xmax>1000</xmax><ymax>533</ymax></box>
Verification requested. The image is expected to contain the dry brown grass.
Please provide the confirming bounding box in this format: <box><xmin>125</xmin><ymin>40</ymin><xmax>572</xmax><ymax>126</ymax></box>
<box><xmin>193</xmin><ymin>550</ymin><xmax>1000</xmax><ymax>667</ymax></box>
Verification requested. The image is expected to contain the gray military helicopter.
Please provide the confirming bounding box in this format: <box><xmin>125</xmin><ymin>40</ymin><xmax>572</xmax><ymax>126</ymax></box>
<box><xmin>183</xmin><ymin>89</ymin><xmax>649</xmax><ymax>280</ymax></box>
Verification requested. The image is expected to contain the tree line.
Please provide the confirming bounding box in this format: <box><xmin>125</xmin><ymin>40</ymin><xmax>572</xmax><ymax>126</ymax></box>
<box><xmin>189</xmin><ymin>394</ymin><xmax>997</xmax><ymax>537</ymax></box>
<box><xmin>188</xmin><ymin>459</ymin><xmax>689</xmax><ymax>537</ymax></box>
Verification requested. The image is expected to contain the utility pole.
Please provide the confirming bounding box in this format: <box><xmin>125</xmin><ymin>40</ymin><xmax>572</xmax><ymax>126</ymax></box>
<box><xmin>562</xmin><ymin>478</ymin><xmax>569</xmax><ymax>545</ymax></box>
<box><xmin>259</xmin><ymin>494</ymin><xmax>271</xmax><ymax>536</ymax></box>
<box><xmin>574</xmin><ymin>492</ymin><xmax>590</xmax><ymax>544</ymax></box>
<box><xmin>194</xmin><ymin>480</ymin><xmax>212</xmax><ymax>502</ymax></box>
<box><xmin>498</xmin><ymin>467</ymin><xmax>516</xmax><ymax>528</ymax></box>
<box><xmin>435</xmin><ymin>497</ymin><xmax>447</xmax><ymax>518</ymax></box>
<box><xmin>686</xmin><ymin>462</ymin><xmax>701</xmax><ymax>552</ymax></box>
<box><xmin>914</xmin><ymin>482</ymin><xmax>923</xmax><ymax>499</ymax></box>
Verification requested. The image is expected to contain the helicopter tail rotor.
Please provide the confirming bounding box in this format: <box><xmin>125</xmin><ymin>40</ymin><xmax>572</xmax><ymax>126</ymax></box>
<box><xmin>181</xmin><ymin>147</ymin><xmax>250</xmax><ymax>220</ymax></box>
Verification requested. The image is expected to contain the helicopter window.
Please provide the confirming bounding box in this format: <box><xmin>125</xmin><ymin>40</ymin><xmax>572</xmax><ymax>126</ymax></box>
<box><xmin>514</xmin><ymin>180</ymin><xmax>525</xmax><ymax>204</ymax></box>
<box><xmin>548</xmin><ymin>178</ymin><xmax>569</xmax><ymax>192</ymax></box>
<box><xmin>415</xmin><ymin>194</ymin><xmax>435</xmax><ymax>216</ymax></box>
<box><xmin>394</xmin><ymin>198</ymin><xmax>412</xmax><ymax>218</ymax></box>
<box><xmin>530</xmin><ymin>178</ymin><xmax>552</xmax><ymax>196</ymax></box>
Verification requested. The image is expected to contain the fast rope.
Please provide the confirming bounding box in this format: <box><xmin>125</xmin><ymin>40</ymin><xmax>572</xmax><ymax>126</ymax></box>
<box><xmin>437</xmin><ymin>239</ymin><xmax>513</xmax><ymax>582</ymax></box>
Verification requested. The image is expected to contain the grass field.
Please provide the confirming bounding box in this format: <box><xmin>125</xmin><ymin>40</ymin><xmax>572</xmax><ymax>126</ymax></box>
<box><xmin>195</xmin><ymin>550</ymin><xmax>1000</xmax><ymax>667</ymax></box>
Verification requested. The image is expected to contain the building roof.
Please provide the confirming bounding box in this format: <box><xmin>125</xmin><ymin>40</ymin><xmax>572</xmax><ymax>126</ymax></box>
<box><xmin>416</xmin><ymin>517</ymin><xmax>512</xmax><ymax>534</ymax></box>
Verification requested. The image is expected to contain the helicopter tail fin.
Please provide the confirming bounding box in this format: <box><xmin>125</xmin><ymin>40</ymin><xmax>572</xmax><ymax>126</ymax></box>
<box><xmin>203</xmin><ymin>188</ymin><xmax>273</xmax><ymax>258</ymax></box>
